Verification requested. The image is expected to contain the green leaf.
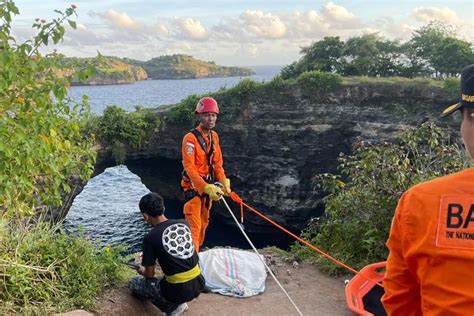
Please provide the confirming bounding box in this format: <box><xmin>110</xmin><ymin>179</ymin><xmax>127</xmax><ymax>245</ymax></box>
<box><xmin>67</xmin><ymin>20</ymin><xmax>76</xmax><ymax>29</ymax></box>
<box><xmin>40</xmin><ymin>32</ymin><xmax>48</xmax><ymax>45</ymax></box>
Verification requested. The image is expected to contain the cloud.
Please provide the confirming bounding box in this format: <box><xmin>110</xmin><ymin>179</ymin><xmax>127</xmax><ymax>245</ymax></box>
<box><xmin>239</xmin><ymin>10</ymin><xmax>287</xmax><ymax>39</ymax></box>
<box><xmin>87</xmin><ymin>9</ymin><xmax>158</xmax><ymax>44</ymax></box>
<box><xmin>171</xmin><ymin>17</ymin><xmax>208</xmax><ymax>40</ymax></box>
<box><xmin>282</xmin><ymin>5</ymin><xmax>366</xmax><ymax>41</ymax></box>
<box><xmin>97</xmin><ymin>9</ymin><xmax>143</xmax><ymax>30</ymax></box>
<box><xmin>24</xmin><ymin>3</ymin><xmax>470</xmax><ymax>67</ymax></box>
<box><xmin>236</xmin><ymin>43</ymin><xmax>259</xmax><ymax>58</ymax></box>
<box><xmin>320</xmin><ymin>2</ymin><xmax>364</xmax><ymax>29</ymax></box>
<box><xmin>284</xmin><ymin>10</ymin><xmax>327</xmax><ymax>39</ymax></box>
<box><xmin>373</xmin><ymin>17</ymin><xmax>414</xmax><ymax>40</ymax></box>
<box><xmin>211</xmin><ymin>10</ymin><xmax>287</xmax><ymax>44</ymax></box>
<box><xmin>411</xmin><ymin>6</ymin><xmax>474</xmax><ymax>42</ymax></box>
<box><xmin>212</xmin><ymin>4</ymin><xmax>363</xmax><ymax>44</ymax></box>
<box><xmin>155</xmin><ymin>24</ymin><xmax>170</xmax><ymax>37</ymax></box>
<box><xmin>412</xmin><ymin>7</ymin><xmax>459</xmax><ymax>25</ymax></box>
<box><xmin>211</xmin><ymin>17</ymin><xmax>249</xmax><ymax>42</ymax></box>
<box><xmin>11</xmin><ymin>27</ymin><xmax>35</xmax><ymax>43</ymax></box>
<box><xmin>63</xmin><ymin>23</ymin><xmax>113</xmax><ymax>46</ymax></box>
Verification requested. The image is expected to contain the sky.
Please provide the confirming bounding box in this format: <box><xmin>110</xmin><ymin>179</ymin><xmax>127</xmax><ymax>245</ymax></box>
<box><xmin>10</xmin><ymin>0</ymin><xmax>474</xmax><ymax>66</ymax></box>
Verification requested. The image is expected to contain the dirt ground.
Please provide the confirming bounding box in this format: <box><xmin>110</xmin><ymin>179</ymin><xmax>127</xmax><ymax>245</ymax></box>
<box><xmin>95</xmin><ymin>251</ymin><xmax>353</xmax><ymax>316</ymax></box>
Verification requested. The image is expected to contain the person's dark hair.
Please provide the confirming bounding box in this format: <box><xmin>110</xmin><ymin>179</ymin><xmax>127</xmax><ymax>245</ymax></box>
<box><xmin>194</xmin><ymin>114</ymin><xmax>201</xmax><ymax>127</ymax></box>
<box><xmin>139</xmin><ymin>192</ymin><xmax>165</xmax><ymax>217</ymax></box>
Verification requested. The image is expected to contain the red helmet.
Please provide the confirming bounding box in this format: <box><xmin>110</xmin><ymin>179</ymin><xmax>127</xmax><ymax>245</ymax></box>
<box><xmin>195</xmin><ymin>97</ymin><xmax>219</xmax><ymax>114</ymax></box>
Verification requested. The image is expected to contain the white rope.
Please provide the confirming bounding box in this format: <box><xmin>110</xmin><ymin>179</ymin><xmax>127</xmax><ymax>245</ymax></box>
<box><xmin>219</xmin><ymin>196</ymin><xmax>304</xmax><ymax>316</ymax></box>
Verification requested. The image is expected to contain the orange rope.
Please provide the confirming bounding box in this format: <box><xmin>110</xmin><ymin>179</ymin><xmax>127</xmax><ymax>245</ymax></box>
<box><xmin>229</xmin><ymin>192</ymin><xmax>383</xmax><ymax>287</ymax></box>
<box><xmin>239</xmin><ymin>200</ymin><xmax>244</xmax><ymax>224</ymax></box>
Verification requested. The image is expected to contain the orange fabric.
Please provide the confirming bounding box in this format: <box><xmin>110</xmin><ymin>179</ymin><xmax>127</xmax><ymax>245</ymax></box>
<box><xmin>382</xmin><ymin>167</ymin><xmax>474</xmax><ymax>315</ymax></box>
<box><xmin>183</xmin><ymin>196</ymin><xmax>212</xmax><ymax>253</ymax></box>
<box><xmin>181</xmin><ymin>126</ymin><xmax>225</xmax><ymax>194</ymax></box>
<box><xmin>181</xmin><ymin>126</ymin><xmax>226</xmax><ymax>252</ymax></box>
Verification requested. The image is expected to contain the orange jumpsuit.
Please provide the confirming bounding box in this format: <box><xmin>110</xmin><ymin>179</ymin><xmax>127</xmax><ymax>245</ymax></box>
<box><xmin>382</xmin><ymin>167</ymin><xmax>474</xmax><ymax>315</ymax></box>
<box><xmin>181</xmin><ymin>126</ymin><xmax>226</xmax><ymax>252</ymax></box>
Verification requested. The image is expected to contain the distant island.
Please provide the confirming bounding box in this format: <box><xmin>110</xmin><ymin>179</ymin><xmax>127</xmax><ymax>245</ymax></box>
<box><xmin>123</xmin><ymin>54</ymin><xmax>255</xmax><ymax>80</ymax></box>
<box><xmin>58</xmin><ymin>56</ymin><xmax>148</xmax><ymax>85</ymax></box>
<box><xmin>57</xmin><ymin>54</ymin><xmax>255</xmax><ymax>85</ymax></box>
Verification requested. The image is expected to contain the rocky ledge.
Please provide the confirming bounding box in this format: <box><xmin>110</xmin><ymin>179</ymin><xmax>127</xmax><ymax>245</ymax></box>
<box><xmin>91</xmin><ymin>79</ymin><xmax>457</xmax><ymax>233</ymax></box>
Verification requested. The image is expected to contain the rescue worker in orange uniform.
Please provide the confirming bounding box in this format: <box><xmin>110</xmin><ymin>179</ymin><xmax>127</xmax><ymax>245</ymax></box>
<box><xmin>181</xmin><ymin>96</ymin><xmax>231</xmax><ymax>252</ymax></box>
<box><xmin>382</xmin><ymin>64</ymin><xmax>474</xmax><ymax>315</ymax></box>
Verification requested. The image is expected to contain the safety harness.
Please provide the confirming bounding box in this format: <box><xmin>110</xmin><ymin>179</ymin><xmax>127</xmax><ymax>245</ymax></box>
<box><xmin>182</xmin><ymin>128</ymin><xmax>215</xmax><ymax>200</ymax></box>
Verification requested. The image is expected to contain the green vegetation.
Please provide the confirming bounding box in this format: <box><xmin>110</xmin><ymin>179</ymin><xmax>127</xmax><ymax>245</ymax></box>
<box><xmin>165</xmin><ymin>69</ymin><xmax>454</xmax><ymax>125</ymax></box>
<box><xmin>164</xmin><ymin>78</ymin><xmax>269</xmax><ymax>125</ymax></box>
<box><xmin>341</xmin><ymin>76</ymin><xmax>442</xmax><ymax>86</ymax></box>
<box><xmin>58</xmin><ymin>55</ymin><xmax>147</xmax><ymax>85</ymax></box>
<box><xmin>342</xmin><ymin>76</ymin><xmax>449</xmax><ymax>97</ymax></box>
<box><xmin>443</xmin><ymin>77</ymin><xmax>462</xmax><ymax>99</ymax></box>
<box><xmin>297</xmin><ymin>71</ymin><xmax>342</xmax><ymax>96</ymax></box>
<box><xmin>0</xmin><ymin>1</ymin><xmax>95</xmax><ymax>217</ymax></box>
<box><xmin>91</xmin><ymin>105</ymin><xmax>161</xmax><ymax>164</ymax></box>
<box><xmin>0</xmin><ymin>221</ymin><xmax>129</xmax><ymax>314</ymax></box>
<box><xmin>291</xmin><ymin>123</ymin><xmax>470</xmax><ymax>274</ymax></box>
<box><xmin>124</xmin><ymin>54</ymin><xmax>255</xmax><ymax>79</ymax></box>
<box><xmin>232</xmin><ymin>78</ymin><xmax>263</xmax><ymax>96</ymax></box>
<box><xmin>263</xmin><ymin>246</ymin><xmax>293</xmax><ymax>258</ymax></box>
<box><xmin>0</xmin><ymin>3</ymin><xmax>129</xmax><ymax>313</ymax></box>
<box><xmin>165</xmin><ymin>94</ymin><xmax>201</xmax><ymax>125</ymax></box>
<box><xmin>283</xmin><ymin>21</ymin><xmax>474</xmax><ymax>80</ymax></box>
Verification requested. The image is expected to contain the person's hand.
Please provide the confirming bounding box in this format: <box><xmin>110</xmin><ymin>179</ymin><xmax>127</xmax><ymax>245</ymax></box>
<box><xmin>219</xmin><ymin>178</ymin><xmax>231</xmax><ymax>196</ymax></box>
<box><xmin>204</xmin><ymin>184</ymin><xmax>224</xmax><ymax>201</ymax></box>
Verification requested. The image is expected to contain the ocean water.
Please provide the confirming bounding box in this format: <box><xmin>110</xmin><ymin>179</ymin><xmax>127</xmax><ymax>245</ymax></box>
<box><xmin>65</xmin><ymin>65</ymin><xmax>294</xmax><ymax>252</ymax></box>
<box><xmin>68</xmin><ymin>65</ymin><xmax>282</xmax><ymax>113</ymax></box>
<box><xmin>65</xmin><ymin>166</ymin><xmax>293</xmax><ymax>253</ymax></box>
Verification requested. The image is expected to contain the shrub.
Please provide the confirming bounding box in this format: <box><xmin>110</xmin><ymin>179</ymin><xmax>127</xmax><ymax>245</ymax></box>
<box><xmin>280</xmin><ymin>62</ymin><xmax>300</xmax><ymax>80</ymax></box>
<box><xmin>166</xmin><ymin>94</ymin><xmax>201</xmax><ymax>125</ymax></box>
<box><xmin>297</xmin><ymin>71</ymin><xmax>342</xmax><ymax>96</ymax></box>
<box><xmin>96</xmin><ymin>105</ymin><xmax>160</xmax><ymax>157</ymax></box>
<box><xmin>0</xmin><ymin>2</ymin><xmax>95</xmax><ymax>217</ymax></box>
<box><xmin>0</xmin><ymin>221</ymin><xmax>129</xmax><ymax>314</ymax></box>
<box><xmin>443</xmin><ymin>77</ymin><xmax>461</xmax><ymax>99</ymax></box>
<box><xmin>292</xmin><ymin>123</ymin><xmax>470</xmax><ymax>274</ymax></box>
<box><xmin>233</xmin><ymin>78</ymin><xmax>261</xmax><ymax>97</ymax></box>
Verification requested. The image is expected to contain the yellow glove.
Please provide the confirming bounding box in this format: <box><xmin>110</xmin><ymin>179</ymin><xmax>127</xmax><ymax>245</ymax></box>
<box><xmin>204</xmin><ymin>184</ymin><xmax>224</xmax><ymax>201</ymax></box>
<box><xmin>219</xmin><ymin>178</ymin><xmax>231</xmax><ymax>196</ymax></box>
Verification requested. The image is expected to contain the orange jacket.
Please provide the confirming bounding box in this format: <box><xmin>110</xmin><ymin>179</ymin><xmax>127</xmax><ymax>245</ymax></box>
<box><xmin>382</xmin><ymin>167</ymin><xmax>474</xmax><ymax>315</ymax></box>
<box><xmin>181</xmin><ymin>126</ymin><xmax>226</xmax><ymax>194</ymax></box>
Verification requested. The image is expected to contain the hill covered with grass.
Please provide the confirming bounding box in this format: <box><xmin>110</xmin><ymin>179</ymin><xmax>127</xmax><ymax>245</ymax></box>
<box><xmin>58</xmin><ymin>56</ymin><xmax>148</xmax><ymax>85</ymax></box>
<box><xmin>123</xmin><ymin>54</ymin><xmax>255</xmax><ymax>79</ymax></box>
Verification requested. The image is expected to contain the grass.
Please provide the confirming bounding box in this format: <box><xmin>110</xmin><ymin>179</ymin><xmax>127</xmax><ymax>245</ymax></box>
<box><xmin>150</xmin><ymin>72</ymin><xmax>456</xmax><ymax>131</ymax></box>
<box><xmin>0</xmin><ymin>219</ymin><xmax>130</xmax><ymax>315</ymax></box>
<box><xmin>341</xmin><ymin>75</ymin><xmax>444</xmax><ymax>88</ymax></box>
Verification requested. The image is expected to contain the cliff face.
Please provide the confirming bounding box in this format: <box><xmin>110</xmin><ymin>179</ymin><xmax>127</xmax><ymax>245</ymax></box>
<box><xmin>130</xmin><ymin>65</ymin><xmax>148</xmax><ymax>81</ymax></box>
<box><xmin>95</xmin><ymin>81</ymin><xmax>457</xmax><ymax>231</ymax></box>
<box><xmin>57</xmin><ymin>56</ymin><xmax>148</xmax><ymax>85</ymax></box>
<box><xmin>124</xmin><ymin>54</ymin><xmax>255</xmax><ymax>79</ymax></box>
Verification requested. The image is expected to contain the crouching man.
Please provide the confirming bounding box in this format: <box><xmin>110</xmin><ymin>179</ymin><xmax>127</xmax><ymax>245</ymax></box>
<box><xmin>129</xmin><ymin>192</ymin><xmax>205</xmax><ymax>315</ymax></box>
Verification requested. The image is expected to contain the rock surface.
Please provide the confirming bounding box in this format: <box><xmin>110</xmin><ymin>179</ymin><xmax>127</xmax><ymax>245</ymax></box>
<box><xmin>57</xmin><ymin>56</ymin><xmax>148</xmax><ymax>85</ymax></box>
<box><xmin>90</xmin><ymin>81</ymin><xmax>457</xmax><ymax>232</ymax></box>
